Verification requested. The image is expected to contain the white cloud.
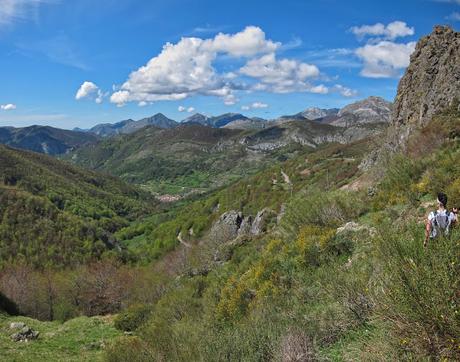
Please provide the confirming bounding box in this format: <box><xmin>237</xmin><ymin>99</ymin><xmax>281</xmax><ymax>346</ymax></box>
<box><xmin>446</xmin><ymin>12</ymin><xmax>460</xmax><ymax>21</ymax></box>
<box><xmin>333</xmin><ymin>84</ymin><xmax>358</xmax><ymax>97</ymax></box>
<box><xmin>251</xmin><ymin>102</ymin><xmax>268</xmax><ymax>109</ymax></box>
<box><xmin>76</xmin><ymin>81</ymin><xmax>98</xmax><ymax>100</ymax></box>
<box><xmin>240</xmin><ymin>53</ymin><xmax>321</xmax><ymax>93</ymax></box>
<box><xmin>351</xmin><ymin>21</ymin><xmax>414</xmax><ymax>40</ymax></box>
<box><xmin>1</xmin><ymin>103</ymin><xmax>17</xmax><ymax>110</ymax></box>
<box><xmin>356</xmin><ymin>40</ymin><xmax>416</xmax><ymax>78</ymax></box>
<box><xmin>138</xmin><ymin>101</ymin><xmax>148</xmax><ymax>107</ymax></box>
<box><xmin>241</xmin><ymin>102</ymin><xmax>269</xmax><ymax>110</ymax></box>
<box><xmin>76</xmin><ymin>81</ymin><xmax>106</xmax><ymax>104</ymax></box>
<box><xmin>110</xmin><ymin>26</ymin><xmax>279</xmax><ymax>106</ymax></box>
<box><xmin>0</xmin><ymin>0</ymin><xmax>53</xmax><ymax>27</ymax></box>
<box><xmin>178</xmin><ymin>106</ymin><xmax>196</xmax><ymax>113</ymax></box>
<box><xmin>207</xmin><ymin>26</ymin><xmax>280</xmax><ymax>56</ymax></box>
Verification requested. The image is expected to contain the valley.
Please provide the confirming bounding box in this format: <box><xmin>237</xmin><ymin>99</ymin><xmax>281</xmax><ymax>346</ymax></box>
<box><xmin>0</xmin><ymin>14</ymin><xmax>459</xmax><ymax>362</ymax></box>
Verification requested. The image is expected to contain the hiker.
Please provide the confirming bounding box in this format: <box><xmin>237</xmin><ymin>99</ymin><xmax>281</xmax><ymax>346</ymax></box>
<box><xmin>424</xmin><ymin>192</ymin><xmax>458</xmax><ymax>247</ymax></box>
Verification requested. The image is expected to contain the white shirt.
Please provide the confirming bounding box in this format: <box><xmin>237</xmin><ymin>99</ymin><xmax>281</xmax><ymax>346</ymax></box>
<box><xmin>428</xmin><ymin>209</ymin><xmax>457</xmax><ymax>238</ymax></box>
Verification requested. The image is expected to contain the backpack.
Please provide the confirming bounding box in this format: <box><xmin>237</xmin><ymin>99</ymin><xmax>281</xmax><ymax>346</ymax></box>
<box><xmin>431</xmin><ymin>210</ymin><xmax>452</xmax><ymax>238</ymax></box>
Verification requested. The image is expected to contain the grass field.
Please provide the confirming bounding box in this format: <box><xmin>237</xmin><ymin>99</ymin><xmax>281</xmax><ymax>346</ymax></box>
<box><xmin>0</xmin><ymin>314</ymin><xmax>122</xmax><ymax>362</ymax></box>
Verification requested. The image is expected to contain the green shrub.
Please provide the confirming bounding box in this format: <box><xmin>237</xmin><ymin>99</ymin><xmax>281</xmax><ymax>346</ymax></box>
<box><xmin>106</xmin><ymin>336</ymin><xmax>156</xmax><ymax>362</ymax></box>
<box><xmin>373</xmin><ymin>223</ymin><xmax>460</xmax><ymax>360</ymax></box>
<box><xmin>280</xmin><ymin>189</ymin><xmax>367</xmax><ymax>239</ymax></box>
<box><xmin>114</xmin><ymin>304</ymin><xmax>153</xmax><ymax>332</ymax></box>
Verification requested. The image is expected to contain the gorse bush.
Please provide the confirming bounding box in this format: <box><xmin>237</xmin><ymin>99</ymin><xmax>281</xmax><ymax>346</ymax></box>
<box><xmin>280</xmin><ymin>189</ymin><xmax>367</xmax><ymax>239</ymax></box>
<box><xmin>114</xmin><ymin>304</ymin><xmax>153</xmax><ymax>332</ymax></box>
<box><xmin>374</xmin><ymin>223</ymin><xmax>460</xmax><ymax>359</ymax></box>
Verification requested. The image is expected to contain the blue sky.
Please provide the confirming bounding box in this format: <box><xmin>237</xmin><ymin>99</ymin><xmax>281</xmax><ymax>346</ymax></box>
<box><xmin>0</xmin><ymin>0</ymin><xmax>459</xmax><ymax>129</ymax></box>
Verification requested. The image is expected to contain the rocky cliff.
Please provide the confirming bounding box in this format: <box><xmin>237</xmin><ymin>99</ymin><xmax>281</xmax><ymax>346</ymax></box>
<box><xmin>390</xmin><ymin>25</ymin><xmax>460</xmax><ymax>145</ymax></box>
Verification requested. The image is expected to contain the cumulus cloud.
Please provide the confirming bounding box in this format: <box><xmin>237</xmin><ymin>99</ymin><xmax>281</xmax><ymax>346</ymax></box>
<box><xmin>1</xmin><ymin>103</ymin><xmax>17</xmax><ymax>110</ymax></box>
<box><xmin>76</xmin><ymin>81</ymin><xmax>105</xmax><ymax>104</ymax></box>
<box><xmin>350</xmin><ymin>21</ymin><xmax>414</xmax><ymax>40</ymax></box>
<box><xmin>187</xmin><ymin>107</ymin><xmax>195</xmax><ymax>113</ymax></box>
<box><xmin>207</xmin><ymin>26</ymin><xmax>280</xmax><ymax>56</ymax></box>
<box><xmin>356</xmin><ymin>40</ymin><xmax>416</xmax><ymax>78</ymax></box>
<box><xmin>110</xmin><ymin>26</ymin><xmax>279</xmax><ymax>106</ymax></box>
<box><xmin>240</xmin><ymin>53</ymin><xmax>322</xmax><ymax>93</ymax></box>
<box><xmin>109</xmin><ymin>26</ymin><xmax>343</xmax><ymax>106</ymax></box>
<box><xmin>178</xmin><ymin>106</ymin><xmax>186</xmax><ymax>112</ymax></box>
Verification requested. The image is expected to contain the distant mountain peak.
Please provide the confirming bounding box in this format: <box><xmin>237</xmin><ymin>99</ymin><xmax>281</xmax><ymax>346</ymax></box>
<box><xmin>88</xmin><ymin>114</ymin><xmax>177</xmax><ymax>137</ymax></box>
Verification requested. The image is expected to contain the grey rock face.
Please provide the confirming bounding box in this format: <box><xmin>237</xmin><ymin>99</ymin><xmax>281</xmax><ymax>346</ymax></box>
<box><xmin>208</xmin><ymin>211</ymin><xmax>244</xmax><ymax>243</ymax></box>
<box><xmin>250</xmin><ymin>208</ymin><xmax>276</xmax><ymax>236</ymax></box>
<box><xmin>209</xmin><ymin>209</ymin><xmax>277</xmax><ymax>243</ymax></box>
<box><xmin>331</xmin><ymin>97</ymin><xmax>392</xmax><ymax>127</ymax></box>
<box><xmin>300</xmin><ymin>107</ymin><xmax>339</xmax><ymax>120</ymax></box>
<box><xmin>391</xmin><ymin>26</ymin><xmax>460</xmax><ymax>144</ymax></box>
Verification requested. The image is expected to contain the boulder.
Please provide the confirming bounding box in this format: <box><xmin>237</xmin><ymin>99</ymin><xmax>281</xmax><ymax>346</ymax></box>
<box><xmin>11</xmin><ymin>326</ymin><xmax>39</xmax><ymax>342</ymax></box>
<box><xmin>208</xmin><ymin>211</ymin><xmax>244</xmax><ymax>243</ymax></box>
<box><xmin>9</xmin><ymin>322</ymin><xmax>25</xmax><ymax>330</ymax></box>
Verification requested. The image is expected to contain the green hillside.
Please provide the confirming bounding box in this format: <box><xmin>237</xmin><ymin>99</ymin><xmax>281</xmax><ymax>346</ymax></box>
<box><xmin>0</xmin><ymin>126</ymin><xmax>99</xmax><ymax>155</ymax></box>
<box><xmin>104</xmin><ymin>107</ymin><xmax>460</xmax><ymax>361</ymax></box>
<box><xmin>0</xmin><ymin>145</ymin><xmax>154</xmax><ymax>266</ymax></box>
<box><xmin>67</xmin><ymin>121</ymin><xmax>384</xmax><ymax>197</ymax></box>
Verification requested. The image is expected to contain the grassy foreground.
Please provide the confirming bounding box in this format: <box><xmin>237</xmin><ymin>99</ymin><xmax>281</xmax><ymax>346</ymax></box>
<box><xmin>0</xmin><ymin>314</ymin><xmax>122</xmax><ymax>361</ymax></box>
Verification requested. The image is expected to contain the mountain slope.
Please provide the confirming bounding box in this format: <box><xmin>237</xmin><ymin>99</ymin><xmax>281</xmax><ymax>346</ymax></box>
<box><xmin>0</xmin><ymin>145</ymin><xmax>153</xmax><ymax>266</ymax></box>
<box><xmin>88</xmin><ymin>113</ymin><xmax>178</xmax><ymax>137</ymax></box>
<box><xmin>67</xmin><ymin>119</ymin><xmax>388</xmax><ymax>195</ymax></box>
<box><xmin>329</xmin><ymin>96</ymin><xmax>392</xmax><ymax>126</ymax></box>
<box><xmin>183</xmin><ymin>113</ymin><xmax>252</xmax><ymax>128</ymax></box>
<box><xmin>0</xmin><ymin>126</ymin><xmax>99</xmax><ymax>155</ymax></box>
<box><xmin>297</xmin><ymin>107</ymin><xmax>339</xmax><ymax>120</ymax></box>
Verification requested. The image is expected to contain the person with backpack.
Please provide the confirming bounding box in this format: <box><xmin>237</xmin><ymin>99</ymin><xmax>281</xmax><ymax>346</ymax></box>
<box><xmin>424</xmin><ymin>192</ymin><xmax>458</xmax><ymax>247</ymax></box>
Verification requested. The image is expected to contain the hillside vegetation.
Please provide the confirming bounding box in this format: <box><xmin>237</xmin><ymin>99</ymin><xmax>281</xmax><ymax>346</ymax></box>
<box><xmin>0</xmin><ymin>108</ymin><xmax>459</xmax><ymax>360</ymax></box>
<box><xmin>103</xmin><ymin>107</ymin><xmax>460</xmax><ymax>361</ymax></box>
<box><xmin>0</xmin><ymin>145</ymin><xmax>154</xmax><ymax>266</ymax></box>
<box><xmin>67</xmin><ymin>120</ymin><xmax>383</xmax><ymax>196</ymax></box>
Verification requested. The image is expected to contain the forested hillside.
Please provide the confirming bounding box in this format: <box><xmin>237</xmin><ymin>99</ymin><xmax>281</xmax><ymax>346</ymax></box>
<box><xmin>0</xmin><ymin>145</ymin><xmax>154</xmax><ymax>266</ymax></box>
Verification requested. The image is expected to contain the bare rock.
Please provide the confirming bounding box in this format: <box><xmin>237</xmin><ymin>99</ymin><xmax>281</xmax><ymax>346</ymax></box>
<box><xmin>390</xmin><ymin>25</ymin><xmax>460</xmax><ymax>147</ymax></box>
<box><xmin>11</xmin><ymin>326</ymin><xmax>39</xmax><ymax>342</ymax></box>
<box><xmin>251</xmin><ymin>208</ymin><xmax>277</xmax><ymax>236</ymax></box>
<box><xmin>9</xmin><ymin>322</ymin><xmax>25</xmax><ymax>330</ymax></box>
<box><xmin>208</xmin><ymin>211</ymin><xmax>244</xmax><ymax>243</ymax></box>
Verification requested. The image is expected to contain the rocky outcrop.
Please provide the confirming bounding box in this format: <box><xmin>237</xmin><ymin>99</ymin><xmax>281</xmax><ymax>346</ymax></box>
<box><xmin>250</xmin><ymin>208</ymin><xmax>277</xmax><ymax>235</ymax></box>
<box><xmin>208</xmin><ymin>211</ymin><xmax>244</xmax><ymax>243</ymax></box>
<box><xmin>209</xmin><ymin>208</ymin><xmax>277</xmax><ymax>244</ymax></box>
<box><xmin>390</xmin><ymin>26</ymin><xmax>460</xmax><ymax>146</ymax></box>
<box><xmin>331</xmin><ymin>97</ymin><xmax>392</xmax><ymax>127</ymax></box>
<box><xmin>10</xmin><ymin>324</ymin><xmax>39</xmax><ymax>342</ymax></box>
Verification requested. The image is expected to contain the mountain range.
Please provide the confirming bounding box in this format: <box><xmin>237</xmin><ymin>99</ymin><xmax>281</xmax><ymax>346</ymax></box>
<box><xmin>0</xmin><ymin>125</ymin><xmax>99</xmax><ymax>155</ymax></box>
<box><xmin>76</xmin><ymin>96</ymin><xmax>392</xmax><ymax>136</ymax></box>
